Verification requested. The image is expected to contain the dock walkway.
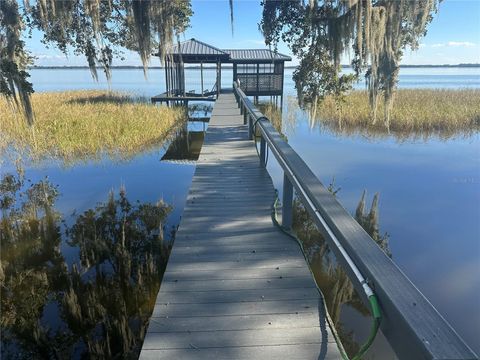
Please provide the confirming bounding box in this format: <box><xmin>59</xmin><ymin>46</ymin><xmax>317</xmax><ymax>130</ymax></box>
<box><xmin>140</xmin><ymin>93</ymin><xmax>341</xmax><ymax>359</ymax></box>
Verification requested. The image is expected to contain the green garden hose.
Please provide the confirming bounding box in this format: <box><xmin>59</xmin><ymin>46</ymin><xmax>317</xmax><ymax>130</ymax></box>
<box><xmin>271</xmin><ymin>191</ymin><xmax>382</xmax><ymax>360</ymax></box>
<box><xmin>351</xmin><ymin>295</ymin><xmax>382</xmax><ymax>360</ymax></box>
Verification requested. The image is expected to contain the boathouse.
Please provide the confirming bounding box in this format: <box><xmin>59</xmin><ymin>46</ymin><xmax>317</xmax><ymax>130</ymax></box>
<box><xmin>152</xmin><ymin>38</ymin><xmax>291</xmax><ymax>103</ymax></box>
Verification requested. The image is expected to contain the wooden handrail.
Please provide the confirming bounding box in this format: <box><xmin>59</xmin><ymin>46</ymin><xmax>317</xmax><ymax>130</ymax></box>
<box><xmin>233</xmin><ymin>82</ymin><xmax>477</xmax><ymax>360</ymax></box>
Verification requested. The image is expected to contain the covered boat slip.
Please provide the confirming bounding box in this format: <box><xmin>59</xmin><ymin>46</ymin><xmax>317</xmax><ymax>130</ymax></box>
<box><xmin>151</xmin><ymin>38</ymin><xmax>290</xmax><ymax>104</ymax></box>
<box><xmin>140</xmin><ymin>93</ymin><xmax>342</xmax><ymax>359</ymax></box>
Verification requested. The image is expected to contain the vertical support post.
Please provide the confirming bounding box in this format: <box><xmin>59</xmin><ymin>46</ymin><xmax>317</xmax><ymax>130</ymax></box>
<box><xmin>177</xmin><ymin>62</ymin><xmax>180</xmax><ymax>95</ymax></box>
<box><xmin>259</xmin><ymin>135</ymin><xmax>266</xmax><ymax>167</ymax></box>
<box><xmin>282</xmin><ymin>173</ymin><xmax>293</xmax><ymax>230</ymax></box>
<box><xmin>280</xmin><ymin>62</ymin><xmax>285</xmax><ymax>94</ymax></box>
<box><xmin>256</xmin><ymin>63</ymin><xmax>260</xmax><ymax>94</ymax></box>
<box><xmin>216</xmin><ymin>62</ymin><xmax>220</xmax><ymax>98</ymax></box>
<box><xmin>169</xmin><ymin>60</ymin><xmax>172</xmax><ymax>96</ymax></box>
<box><xmin>175</xmin><ymin>63</ymin><xmax>179</xmax><ymax>95</ymax></box>
<box><xmin>171</xmin><ymin>63</ymin><xmax>174</xmax><ymax>95</ymax></box>
<box><xmin>219</xmin><ymin>62</ymin><xmax>222</xmax><ymax>92</ymax></box>
<box><xmin>165</xmin><ymin>59</ymin><xmax>169</xmax><ymax>96</ymax></box>
<box><xmin>172</xmin><ymin>62</ymin><xmax>175</xmax><ymax>95</ymax></box>
<box><xmin>243</xmin><ymin>106</ymin><xmax>247</xmax><ymax>125</ymax></box>
<box><xmin>182</xmin><ymin>62</ymin><xmax>186</xmax><ymax>97</ymax></box>
<box><xmin>248</xmin><ymin>114</ymin><xmax>253</xmax><ymax>140</ymax></box>
<box><xmin>175</xmin><ymin>63</ymin><xmax>178</xmax><ymax>95</ymax></box>
<box><xmin>200</xmin><ymin>61</ymin><xmax>204</xmax><ymax>96</ymax></box>
<box><xmin>177</xmin><ymin>63</ymin><xmax>180</xmax><ymax>95</ymax></box>
<box><xmin>171</xmin><ymin>60</ymin><xmax>174</xmax><ymax>95</ymax></box>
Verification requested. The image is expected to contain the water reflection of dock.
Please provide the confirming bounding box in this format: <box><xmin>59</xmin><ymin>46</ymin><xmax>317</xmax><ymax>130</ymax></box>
<box><xmin>140</xmin><ymin>93</ymin><xmax>342</xmax><ymax>359</ymax></box>
<box><xmin>161</xmin><ymin>130</ymin><xmax>204</xmax><ymax>164</ymax></box>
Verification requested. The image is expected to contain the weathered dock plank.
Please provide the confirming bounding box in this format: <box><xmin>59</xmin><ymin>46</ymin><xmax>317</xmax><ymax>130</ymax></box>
<box><xmin>140</xmin><ymin>93</ymin><xmax>341</xmax><ymax>359</ymax></box>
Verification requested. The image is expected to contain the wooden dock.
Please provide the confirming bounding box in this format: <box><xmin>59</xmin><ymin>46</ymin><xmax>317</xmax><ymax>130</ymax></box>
<box><xmin>139</xmin><ymin>93</ymin><xmax>341</xmax><ymax>359</ymax></box>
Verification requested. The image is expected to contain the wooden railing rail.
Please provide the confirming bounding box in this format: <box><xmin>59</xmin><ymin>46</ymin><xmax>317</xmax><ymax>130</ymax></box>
<box><xmin>233</xmin><ymin>82</ymin><xmax>477</xmax><ymax>360</ymax></box>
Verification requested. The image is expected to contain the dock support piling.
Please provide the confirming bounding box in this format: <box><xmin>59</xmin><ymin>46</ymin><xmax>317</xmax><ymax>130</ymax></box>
<box><xmin>260</xmin><ymin>136</ymin><xmax>266</xmax><ymax>167</ymax></box>
<box><xmin>282</xmin><ymin>173</ymin><xmax>293</xmax><ymax>230</ymax></box>
<box><xmin>248</xmin><ymin>114</ymin><xmax>253</xmax><ymax>140</ymax></box>
<box><xmin>200</xmin><ymin>62</ymin><xmax>204</xmax><ymax>96</ymax></box>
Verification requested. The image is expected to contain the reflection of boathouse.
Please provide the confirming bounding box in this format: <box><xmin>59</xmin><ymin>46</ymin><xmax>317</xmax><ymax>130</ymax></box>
<box><xmin>161</xmin><ymin>127</ymin><xmax>204</xmax><ymax>164</ymax></box>
<box><xmin>152</xmin><ymin>38</ymin><xmax>291</xmax><ymax>104</ymax></box>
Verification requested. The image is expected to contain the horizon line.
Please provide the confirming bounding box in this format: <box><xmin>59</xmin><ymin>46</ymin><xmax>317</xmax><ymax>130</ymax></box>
<box><xmin>29</xmin><ymin>63</ymin><xmax>480</xmax><ymax>69</ymax></box>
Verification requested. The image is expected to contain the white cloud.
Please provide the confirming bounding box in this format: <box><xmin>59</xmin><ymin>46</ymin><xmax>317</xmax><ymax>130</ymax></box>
<box><xmin>447</xmin><ymin>41</ymin><xmax>476</xmax><ymax>47</ymax></box>
<box><xmin>430</xmin><ymin>41</ymin><xmax>476</xmax><ymax>48</ymax></box>
<box><xmin>34</xmin><ymin>53</ymin><xmax>65</xmax><ymax>60</ymax></box>
<box><xmin>242</xmin><ymin>39</ymin><xmax>267</xmax><ymax>46</ymax></box>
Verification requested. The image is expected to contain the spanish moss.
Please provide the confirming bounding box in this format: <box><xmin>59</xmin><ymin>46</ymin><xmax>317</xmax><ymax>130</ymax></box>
<box><xmin>261</xmin><ymin>0</ymin><xmax>440</xmax><ymax>124</ymax></box>
<box><xmin>229</xmin><ymin>0</ymin><xmax>234</xmax><ymax>35</ymax></box>
<box><xmin>0</xmin><ymin>0</ymin><xmax>35</xmax><ymax>125</ymax></box>
<box><xmin>0</xmin><ymin>0</ymin><xmax>192</xmax><ymax>124</ymax></box>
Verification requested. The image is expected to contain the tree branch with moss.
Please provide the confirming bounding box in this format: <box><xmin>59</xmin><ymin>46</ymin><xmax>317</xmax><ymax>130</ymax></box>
<box><xmin>260</xmin><ymin>0</ymin><xmax>440</xmax><ymax>126</ymax></box>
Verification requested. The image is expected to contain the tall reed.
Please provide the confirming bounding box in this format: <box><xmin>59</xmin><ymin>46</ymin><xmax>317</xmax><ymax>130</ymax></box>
<box><xmin>312</xmin><ymin>89</ymin><xmax>480</xmax><ymax>136</ymax></box>
<box><xmin>0</xmin><ymin>91</ymin><xmax>184</xmax><ymax>164</ymax></box>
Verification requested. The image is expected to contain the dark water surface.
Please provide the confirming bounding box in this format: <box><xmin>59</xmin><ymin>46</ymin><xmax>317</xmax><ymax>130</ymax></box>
<box><xmin>1</xmin><ymin>67</ymin><xmax>479</xmax><ymax>358</ymax></box>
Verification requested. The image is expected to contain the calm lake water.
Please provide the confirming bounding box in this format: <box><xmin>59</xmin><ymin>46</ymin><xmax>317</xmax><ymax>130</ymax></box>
<box><xmin>1</xmin><ymin>67</ymin><xmax>479</xmax><ymax>358</ymax></box>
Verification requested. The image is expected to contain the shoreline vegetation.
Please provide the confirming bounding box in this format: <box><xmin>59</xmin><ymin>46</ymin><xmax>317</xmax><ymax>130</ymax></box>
<box><xmin>1</xmin><ymin>88</ymin><xmax>478</xmax><ymax>166</ymax></box>
<box><xmin>0</xmin><ymin>91</ymin><xmax>184</xmax><ymax>165</ymax></box>
<box><xmin>289</xmin><ymin>89</ymin><xmax>480</xmax><ymax>140</ymax></box>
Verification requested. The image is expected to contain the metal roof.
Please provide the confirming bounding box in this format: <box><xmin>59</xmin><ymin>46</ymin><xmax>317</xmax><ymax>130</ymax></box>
<box><xmin>163</xmin><ymin>38</ymin><xmax>292</xmax><ymax>62</ymax></box>
<box><xmin>223</xmin><ymin>49</ymin><xmax>291</xmax><ymax>62</ymax></box>
<box><xmin>172</xmin><ymin>38</ymin><xmax>227</xmax><ymax>56</ymax></box>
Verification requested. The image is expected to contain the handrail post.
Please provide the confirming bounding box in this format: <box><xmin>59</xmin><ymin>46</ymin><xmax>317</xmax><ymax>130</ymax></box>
<box><xmin>282</xmin><ymin>173</ymin><xmax>293</xmax><ymax>230</ymax></box>
<box><xmin>243</xmin><ymin>105</ymin><xmax>247</xmax><ymax>125</ymax></box>
<box><xmin>259</xmin><ymin>135</ymin><xmax>266</xmax><ymax>167</ymax></box>
<box><xmin>248</xmin><ymin>115</ymin><xmax>253</xmax><ymax>140</ymax></box>
<box><xmin>240</xmin><ymin>102</ymin><xmax>244</xmax><ymax>115</ymax></box>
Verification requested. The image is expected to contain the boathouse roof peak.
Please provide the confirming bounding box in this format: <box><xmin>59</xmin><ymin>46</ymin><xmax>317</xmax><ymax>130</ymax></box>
<box><xmin>157</xmin><ymin>38</ymin><xmax>291</xmax><ymax>63</ymax></box>
<box><xmin>223</xmin><ymin>48</ymin><xmax>291</xmax><ymax>61</ymax></box>
<box><xmin>172</xmin><ymin>38</ymin><xmax>228</xmax><ymax>56</ymax></box>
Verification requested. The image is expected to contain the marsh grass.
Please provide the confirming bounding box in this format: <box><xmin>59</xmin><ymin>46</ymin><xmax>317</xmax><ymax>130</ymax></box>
<box><xmin>257</xmin><ymin>103</ymin><xmax>283</xmax><ymax>134</ymax></box>
<box><xmin>311</xmin><ymin>89</ymin><xmax>480</xmax><ymax>139</ymax></box>
<box><xmin>0</xmin><ymin>91</ymin><xmax>184</xmax><ymax>164</ymax></box>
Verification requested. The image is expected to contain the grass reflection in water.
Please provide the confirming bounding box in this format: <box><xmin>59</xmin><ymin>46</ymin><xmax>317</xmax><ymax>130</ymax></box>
<box><xmin>292</xmin><ymin>185</ymin><xmax>391</xmax><ymax>358</ymax></box>
<box><xmin>0</xmin><ymin>172</ymin><xmax>172</xmax><ymax>359</ymax></box>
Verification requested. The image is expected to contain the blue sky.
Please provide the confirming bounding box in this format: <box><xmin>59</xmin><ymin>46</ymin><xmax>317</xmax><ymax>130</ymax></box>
<box><xmin>27</xmin><ymin>0</ymin><xmax>480</xmax><ymax>66</ymax></box>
